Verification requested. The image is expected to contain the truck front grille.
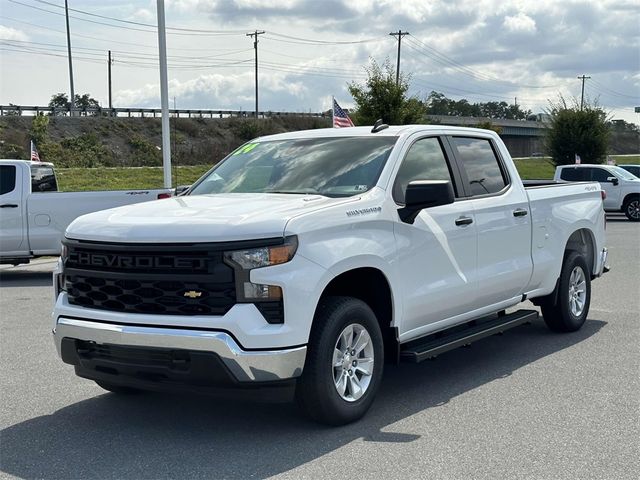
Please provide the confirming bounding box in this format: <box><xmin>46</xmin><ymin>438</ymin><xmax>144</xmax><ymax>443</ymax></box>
<box><xmin>63</xmin><ymin>240</ymin><xmax>237</xmax><ymax>316</ymax></box>
<box><xmin>66</xmin><ymin>274</ymin><xmax>236</xmax><ymax>315</ymax></box>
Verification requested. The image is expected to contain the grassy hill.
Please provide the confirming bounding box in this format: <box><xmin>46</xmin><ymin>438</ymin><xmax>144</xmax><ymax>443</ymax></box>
<box><xmin>0</xmin><ymin>115</ymin><xmax>329</xmax><ymax>168</ymax></box>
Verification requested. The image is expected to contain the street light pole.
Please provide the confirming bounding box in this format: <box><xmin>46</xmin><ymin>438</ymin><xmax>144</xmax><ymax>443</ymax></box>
<box><xmin>157</xmin><ymin>0</ymin><xmax>172</xmax><ymax>188</ymax></box>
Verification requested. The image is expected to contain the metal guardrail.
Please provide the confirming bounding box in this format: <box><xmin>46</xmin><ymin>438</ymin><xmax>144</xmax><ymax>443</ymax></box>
<box><xmin>0</xmin><ymin>105</ymin><xmax>328</xmax><ymax>119</ymax></box>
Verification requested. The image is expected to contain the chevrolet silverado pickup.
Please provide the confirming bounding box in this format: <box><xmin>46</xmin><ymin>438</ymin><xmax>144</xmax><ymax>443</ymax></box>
<box><xmin>52</xmin><ymin>125</ymin><xmax>608</xmax><ymax>425</ymax></box>
<box><xmin>554</xmin><ymin>163</ymin><xmax>640</xmax><ymax>221</ymax></box>
<box><xmin>0</xmin><ymin>160</ymin><xmax>172</xmax><ymax>265</ymax></box>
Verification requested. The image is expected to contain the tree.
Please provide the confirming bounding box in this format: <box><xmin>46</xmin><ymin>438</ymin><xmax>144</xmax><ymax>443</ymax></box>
<box><xmin>424</xmin><ymin>91</ymin><xmax>531</xmax><ymax>119</ymax></box>
<box><xmin>545</xmin><ymin>96</ymin><xmax>610</xmax><ymax>165</ymax></box>
<box><xmin>48</xmin><ymin>93</ymin><xmax>100</xmax><ymax>115</ymax></box>
<box><xmin>30</xmin><ymin>114</ymin><xmax>49</xmax><ymax>145</ymax></box>
<box><xmin>348</xmin><ymin>58</ymin><xmax>425</xmax><ymax>125</ymax></box>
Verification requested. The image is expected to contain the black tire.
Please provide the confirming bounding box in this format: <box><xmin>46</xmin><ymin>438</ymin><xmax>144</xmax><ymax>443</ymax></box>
<box><xmin>296</xmin><ymin>296</ymin><xmax>384</xmax><ymax>426</ymax></box>
<box><xmin>541</xmin><ymin>251</ymin><xmax>591</xmax><ymax>332</ymax></box>
<box><xmin>95</xmin><ymin>381</ymin><xmax>140</xmax><ymax>394</ymax></box>
<box><xmin>623</xmin><ymin>196</ymin><xmax>640</xmax><ymax>222</ymax></box>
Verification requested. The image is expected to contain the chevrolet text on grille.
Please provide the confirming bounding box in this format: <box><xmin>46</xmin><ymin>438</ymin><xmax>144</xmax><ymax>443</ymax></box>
<box><xmin>69</xmin><ymin>252</ymin><xmax>206</xmax><ymax>269</ymax></box>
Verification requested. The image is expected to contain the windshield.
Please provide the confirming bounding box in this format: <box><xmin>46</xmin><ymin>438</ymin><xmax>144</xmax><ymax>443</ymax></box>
<box><xmin>610</xmin><ymin>166</ymin><xmax>639</xmax><ymax>181</ymax></box>
<box><xmin>189</xmin><ymin>136</ymin><xmax>398</xmax><ymax>197</ymax></box>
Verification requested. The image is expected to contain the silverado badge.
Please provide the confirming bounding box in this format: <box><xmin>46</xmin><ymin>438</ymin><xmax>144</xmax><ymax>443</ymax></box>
<box><xmin>183</xmin><ymin>290</ymin><xmax>202</xmax><ymax>298</ymax></box>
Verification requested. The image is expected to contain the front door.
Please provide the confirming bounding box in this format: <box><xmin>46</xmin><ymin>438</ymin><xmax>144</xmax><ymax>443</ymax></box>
<box><xmin>392</xmin><ymin>136</ymin><xmax>477</xmax><ymax>340</ymax></box>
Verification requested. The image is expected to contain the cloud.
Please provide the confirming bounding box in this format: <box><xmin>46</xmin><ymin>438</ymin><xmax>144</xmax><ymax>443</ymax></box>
<box><xmin>132</xmin><ymin>8</ymin><xmax>155</xmax><ymax>22</ymax></box>
<box><xmin>503</xmin><ymin>12</ymin><xmax>536</xmax><ymax>34</ymax></box>
<box><xmin>0</xmin><ymin>25</ymin><xmax>29</xmax><ymax>41</ymax></box>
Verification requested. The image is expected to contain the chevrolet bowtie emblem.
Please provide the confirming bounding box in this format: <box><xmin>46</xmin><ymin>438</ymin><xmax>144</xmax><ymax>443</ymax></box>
<box><xmin>183</xmin><ymin>290</ymin><xmax>202</xmax><ymax>298</ymax></box>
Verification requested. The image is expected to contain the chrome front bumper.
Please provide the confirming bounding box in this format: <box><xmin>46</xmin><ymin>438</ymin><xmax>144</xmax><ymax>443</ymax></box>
<box><xmin>53</xmin><ymin>317</ymin><xmax>306</xmax><ymax>383</ymax></box>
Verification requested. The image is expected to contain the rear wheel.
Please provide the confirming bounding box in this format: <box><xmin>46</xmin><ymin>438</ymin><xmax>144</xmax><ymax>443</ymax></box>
<box><xmin>541</xmin><ymin>251</ymin><xmax>591</xmax><ymax>332</ymax></box>
<box><xmin>623</xmin><ymin>196</ymin><xmax>640</xmax><ymax>221</ymax></box>
<box><xmin>296</xmin><ymin>296</ymin><xmax>384</xmax><ymax>425</ymax></box>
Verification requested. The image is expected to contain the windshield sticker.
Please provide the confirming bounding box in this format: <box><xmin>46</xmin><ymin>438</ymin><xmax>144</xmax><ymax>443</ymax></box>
<box><xmin>346</xmin><ymin>206</ymin><xmax>382</xmax><ymax>218</ymax></box>
<box><xmin>232</xmin><ymin>143</ymin><xmax>259</xmax><ymax>155</ymax></box>
<box><xmin>354</xmin><ymin>185</ymin><xmax>368</xmax><ymax>191</ymax></box>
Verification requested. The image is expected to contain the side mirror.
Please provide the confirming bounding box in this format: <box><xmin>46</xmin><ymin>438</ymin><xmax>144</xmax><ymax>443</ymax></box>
<box><xmin>398</xmin><ymin>180</ymin><xmax>455</xmax><ymax>224</ymax></box>
<box><xmin>175</xmin><ymin>185</ymin><xmax>191</xmax><ymax>196</ymax></box>
<box><xmin>606</xmin><ymin>177</ymin><xmax>619</xmax><ymax>186</ymax></box>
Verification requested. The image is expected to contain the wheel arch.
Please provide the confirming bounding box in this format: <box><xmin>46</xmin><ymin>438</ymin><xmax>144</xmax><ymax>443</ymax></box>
<box><xmin>564</xmin><ymin>227</ymin><xmax>597</xmax><ymax>276</ymax></box>
<box><xmin>315</xmin><ymin>266</ymin><xmax>398</xmax><ymax>363</ymax></box>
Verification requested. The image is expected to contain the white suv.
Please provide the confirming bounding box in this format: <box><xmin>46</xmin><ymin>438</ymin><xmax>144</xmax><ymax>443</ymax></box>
<box><xmin>555</xmin><ymin>164</ymin><xmax>640</xmax><ymax>221</ymax></box>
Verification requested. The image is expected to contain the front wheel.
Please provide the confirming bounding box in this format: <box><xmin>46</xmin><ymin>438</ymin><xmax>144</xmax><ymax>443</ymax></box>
<box><xmin>623</xmin><ymin>196</ymin><xmax>640</xmax><ymax>221</ymax></box>
<box><xmin>296</xmin><ymin>296</ymin><xmax>384</xmax><ymax>425</ymax></box>
<box><xmin>541</xmin><ymin>251</ymin><xmax>591</xmax><ymax>332</ymax></box>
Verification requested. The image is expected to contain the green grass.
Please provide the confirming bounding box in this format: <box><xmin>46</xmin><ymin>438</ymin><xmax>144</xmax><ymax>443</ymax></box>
<box><xmin>56</xmin><ymin>154</ymin><xmax>640</xmax><ymax>191</ymax></box>
<box><xmin>513</xmin><ymin>158</ymin><xmax>556</xmax><ymax>180</ymax></box>
<box><xmin>611</xmin><ymin>155</ymin><xmax>640</xmax><ymax>164</ymax></box>
<box><xmin>56</xmin><ymin>165</ymin><xmax>211</xmax><ymax>191</ymax></box>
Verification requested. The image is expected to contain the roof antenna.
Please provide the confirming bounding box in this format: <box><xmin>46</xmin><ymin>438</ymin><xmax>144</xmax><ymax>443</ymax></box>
<box><xmin>371</xmin><ymin>119</ymin><xmax>389</xmax><ymax>133</ymax></box>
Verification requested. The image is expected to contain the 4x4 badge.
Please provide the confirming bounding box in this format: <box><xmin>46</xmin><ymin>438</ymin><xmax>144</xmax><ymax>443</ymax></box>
<box><xmin>183</xmin><ymin>291</ymin><xmax>202</xmax><ymax>298</ymax></box>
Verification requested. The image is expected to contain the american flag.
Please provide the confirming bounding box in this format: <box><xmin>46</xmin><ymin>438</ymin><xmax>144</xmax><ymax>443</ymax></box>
<box><xmin>30</xmin><ymin>140</ymin><xmax>41</xmax><ymax>162</ymax></box>
<box><xmin>333</xmin><ymin>98</ymin><xmax>354</xmax><ymax>128</ymax></box>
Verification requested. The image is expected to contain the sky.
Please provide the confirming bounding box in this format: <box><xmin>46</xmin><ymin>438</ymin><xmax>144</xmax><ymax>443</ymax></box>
<box><xmin>0</xmin><ymin>0</ymin><xmax>638</xmax><ymax>124</ymax></box>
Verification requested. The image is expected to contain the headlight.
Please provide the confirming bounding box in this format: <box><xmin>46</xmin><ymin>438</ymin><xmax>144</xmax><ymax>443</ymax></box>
<box><xmin>224</xmin><ymin>236</ymin><xmax>297</xmax><ymax>270</ymax></box>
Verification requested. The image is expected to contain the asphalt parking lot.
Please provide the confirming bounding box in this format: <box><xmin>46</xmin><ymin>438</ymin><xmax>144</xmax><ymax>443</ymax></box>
<box><xmin>1</xmin><ymin>215</ymin><xmax>638</xmax><ymax>480</ymax></box>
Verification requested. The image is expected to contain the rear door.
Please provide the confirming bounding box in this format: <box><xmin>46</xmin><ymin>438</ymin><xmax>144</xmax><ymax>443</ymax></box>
<box><xmin>448</xmin><ymin>136</ymin><xmax>532</xmax><ymax>308</ymax></box>
<box><xmin>392</xmin><ymin>135</ymin><xmax>478</xmax><ymax>340</ymax></box>
<box><xmin>0</xmin><ymin>164</ymin><xmax>26</xmax><ymax>254</ymax></box>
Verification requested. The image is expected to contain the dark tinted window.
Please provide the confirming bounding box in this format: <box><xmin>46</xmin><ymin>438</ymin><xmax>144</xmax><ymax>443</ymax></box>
<box><xmin>452</xmin><ymin>137</ymin><xmax>507</xmax><ymax>195</ymax></box>
<box><xmin>0</xmin><ymin>166</ymin><xmax>16</xmax><ymax>195</ymax></box>
<box><xmin>589</xmin><ymin>168</ymin><xmax>611</xmax><ymax>182</ymax></box>
<box><xmin>560</xmin><ymin>167</ymin><xmax>588</xmax><ymax>181</ymax></box>
<box><xmin>30</xmin><ymin>165</ymin><xmax>58</xmax><ymax>192</ymax></box>
<box><xmin>190</xmin><ymin>137</ymin><xmax>397</xmax><ymax>197</ymax></box>
<box><xmin>393</xmin><ymin>137</ymin><xmax>453</xmax><ymax>203</ymax></box>
<box><xmin>620</xmin><ymin>165</ymin><xmax>640</xmax><ymax>177</ymax></box>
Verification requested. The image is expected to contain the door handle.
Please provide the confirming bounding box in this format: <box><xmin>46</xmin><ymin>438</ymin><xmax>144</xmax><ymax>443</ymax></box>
<box><xmin>0</xmin><ymin>204</ymin><xmax>18</xmax><ymax>208</ymax></box>
<box><xmin>455</xmin><ymin>216</ymin><xmax>473</xmax><ymax>226</ymax></box>
<box><xmin>513</xmin><ymin>208</ymin><xmax>528</xmax><ymax>217</ymax></box>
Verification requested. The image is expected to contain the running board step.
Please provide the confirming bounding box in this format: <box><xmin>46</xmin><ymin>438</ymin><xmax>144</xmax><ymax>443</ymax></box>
<box><xmin>400</xmin><ymin>309</ymin><xmax>539</xmax><ymax>363</ymax></box>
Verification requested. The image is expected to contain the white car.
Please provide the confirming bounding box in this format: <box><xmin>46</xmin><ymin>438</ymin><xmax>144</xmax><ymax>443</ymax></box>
<box><xmin>0</xmin><ymin>160</ymin><xmax>172</xmax><ymax>265</ymax></box>
<box><xmin>555</xmin><ymin>164</ymin><xmax>640</xmax><ymax>221</ymax></box>
<box><xmin>52</xmin><ymin>125</ymin><xmax>608</xmax><ymax>425</ymax></box>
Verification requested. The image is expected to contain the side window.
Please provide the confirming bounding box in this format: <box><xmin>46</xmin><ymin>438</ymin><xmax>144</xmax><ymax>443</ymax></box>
<box><xmin>393</xmin><ymin>137</ymin><xmax>454</xmax><ymax>203</ymax></box>
<box><xmin>451</xmin><ymin>137</ymin><xmax>507</xmax><ymax>196</ymax></box>
<box><xmin>30</xmin><ymin>166</ymin><xmax>58</xmax><ymax>192</ymax></box>
<box><xmin>590</xmin><ymin>168</ymin><xmax>611</xmax><ymax>182</ymax></box>
<box><xmin>0</xmin><ymin>166</ymin><xmax>17</xmax><ymax>195</ymax></box>
<box><xmin>559</xmin><ymin>168</ymin><xmax>587</xmax><ymax>181</ymax></box>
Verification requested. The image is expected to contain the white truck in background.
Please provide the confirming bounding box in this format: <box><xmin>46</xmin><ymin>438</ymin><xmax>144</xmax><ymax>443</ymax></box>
<box><xmin>52</xmin><ymin>125</ymin><xmax>609</xmax><ymax>425</ymax></box>
<box><xmin>0</xmin><ymin>160</ymin><xmax>172</xmax><ymax>265</ymax></box>
<box><xmin>555</xmin><ymin>164</ymin><xmax>640</xmax><ymax>221</ymax></box>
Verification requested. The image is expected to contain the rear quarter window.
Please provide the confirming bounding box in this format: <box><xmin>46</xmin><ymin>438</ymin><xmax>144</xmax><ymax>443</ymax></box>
<box><xmin>30</xmin><ymin>165</ymin><xmax>58</xmax><ymax>192</ymax></box>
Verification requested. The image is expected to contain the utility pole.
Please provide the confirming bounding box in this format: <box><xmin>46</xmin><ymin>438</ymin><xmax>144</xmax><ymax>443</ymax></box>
<box><xmin>389</xmin><ymin>30</ymin><xmax>409</xmax><ymax>85</ymax></box>
<box><xmin>246</xmin><ymin>30</ymin><xmax>265</xmax><ymax>118</ymax></box>
<box><xmin>156</xmin><ymin>0</ymin><xmax>171</xmax><ymax>189</ymax></box>
<box><xmin>108</xmin><ymin>50</ymin><xmax>113</xmax><ymax>111</ymax></box>
<box><xmin>578</xmin><ymin>75</ymin><xmax>591</xmax><ymax>110</ymax></box>
<box><xmin>64</xmin><ymin>0</ymin><xmax>75</xmax><ymax>115</ymax></box>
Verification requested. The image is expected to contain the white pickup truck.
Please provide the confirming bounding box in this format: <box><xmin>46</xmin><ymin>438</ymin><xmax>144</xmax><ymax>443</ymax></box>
<box><xmin>52</xmin><ymin>125</ymin><xmax>608</xmax><ymax>425</ymax></box>
<box><xmin>554</xmin><ymin>164</ymin><xmax>640</xmax><ymax>221</ymax></box>
<box><xmin>0</xmin><ymin>160</ymin><xmax>172</xmax><ymax>265</ymax></box>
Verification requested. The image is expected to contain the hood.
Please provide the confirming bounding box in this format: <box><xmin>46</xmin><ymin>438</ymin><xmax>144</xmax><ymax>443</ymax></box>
<box><xmin>66</xmin><ymin>193</ymin><xmax>357</xmax><ymax>243</ymax></box>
